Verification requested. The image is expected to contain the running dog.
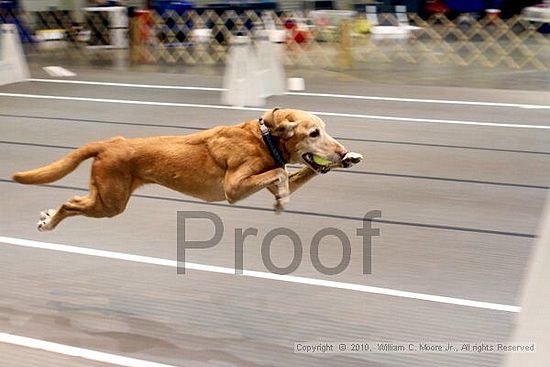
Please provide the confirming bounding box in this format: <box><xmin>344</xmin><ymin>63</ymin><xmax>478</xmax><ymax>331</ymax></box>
<box><xmin>13</xmin><ymin>108</ymin><xmax>363</xmax><ymax>231</ymax></box>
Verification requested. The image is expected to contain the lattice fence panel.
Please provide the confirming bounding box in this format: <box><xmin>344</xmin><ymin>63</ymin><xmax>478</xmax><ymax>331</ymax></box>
<box><xmin>1</xmin><ymin>9</ymin><xmax>548</xmax><ymax>70</ymax></box>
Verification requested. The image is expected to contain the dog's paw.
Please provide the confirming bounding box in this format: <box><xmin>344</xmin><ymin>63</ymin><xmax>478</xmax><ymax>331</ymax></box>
<box><xmin>341</xmin><ymin>152</ymin><xmax>364</xmax><ymax>168</ymax></box>
<box><xmin>37</xmin><ymin>209</ymin><xmax>56</xmax><ymax>232</ymax></box>
<box><xmin>40</xmin><ymin>209</ymin><xmax>55</xmax><ymax>220</ymax></box>
<box><xmin>274</xmin><ymin>195</ymin><xmax>289</xmax><ymax>214</ymax></box>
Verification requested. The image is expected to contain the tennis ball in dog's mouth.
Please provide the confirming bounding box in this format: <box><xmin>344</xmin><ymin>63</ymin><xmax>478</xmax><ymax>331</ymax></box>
<box><xmin>312</xmin><ymin>155</ymin><xmax>332</xmax><ymax>166</ymax></box>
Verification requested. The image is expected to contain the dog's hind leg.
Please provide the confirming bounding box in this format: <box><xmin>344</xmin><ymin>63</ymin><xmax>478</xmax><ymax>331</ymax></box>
<box><xmin>37</xmin><ymin>184</ymin><xmax>101</xmax><ymax>231</ymax></box>
<box><xmin>37</xmin><ymin>159</ymin><xmax>137</xmax><ymax>231</ymax></box>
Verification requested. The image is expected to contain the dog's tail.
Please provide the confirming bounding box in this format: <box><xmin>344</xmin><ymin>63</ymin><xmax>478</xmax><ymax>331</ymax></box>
<box><xmin>12</xmin><ymin>143</ymin><xmax>102</xmax><ymax>184</ymax></box>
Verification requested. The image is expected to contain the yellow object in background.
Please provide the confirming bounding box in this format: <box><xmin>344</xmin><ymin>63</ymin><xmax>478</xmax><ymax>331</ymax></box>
<box><xmin>354</xmin><ymin>19</ymin><xmax>371</xmax><ymax>34</ymax></box>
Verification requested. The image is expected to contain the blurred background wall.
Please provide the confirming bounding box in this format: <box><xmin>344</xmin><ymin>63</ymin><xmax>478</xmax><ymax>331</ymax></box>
<box><xmin>16</xmin><ymin>1</ymin><xmax>543</xmax><ymax>14</ymax></box>
<box><xmin>18</xmin><ymin>0</ymin><xmax>424</xmax><ymax>11</ymax></box>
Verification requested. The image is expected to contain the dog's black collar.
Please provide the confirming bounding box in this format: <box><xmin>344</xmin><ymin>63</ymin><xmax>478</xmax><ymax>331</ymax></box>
<box><xmin>258</xmin><ymin>118</ymin><xmax>287</xmax><ymax>167</ymax></box>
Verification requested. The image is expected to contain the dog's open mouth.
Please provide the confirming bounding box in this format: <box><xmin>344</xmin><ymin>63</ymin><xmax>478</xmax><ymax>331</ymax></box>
<box><xmin>302</xmin><ymin>153</ymin><xmax>331</xmax><ymax>174</ymax></box>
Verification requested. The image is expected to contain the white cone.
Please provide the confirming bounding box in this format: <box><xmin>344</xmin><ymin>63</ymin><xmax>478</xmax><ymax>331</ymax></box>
<box><xmin>256</xmin><ymin>30</ymin><xmax>286</xmax><ymax>98</ymax></box>
<box><xmin>0</xmin><ymin>23</ymin><xmax>30</xmax><ymax>86</ymax></box>
<box><xmin>222</xmin><ymin>36</ymin><xmax>264</xmax><ymax>107</ymax></box>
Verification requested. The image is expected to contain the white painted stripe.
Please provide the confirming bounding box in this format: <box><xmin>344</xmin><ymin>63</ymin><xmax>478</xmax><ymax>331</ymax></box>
<box><xmin>1</xmin><ymin>92</ymin><xmax>548</xmax><ymax>130</ymax></box>
<box><xmin>0</xmin><ymin>236</ymin><xmax>520</xmax><ymax>313</ymax></box>
<box><xmin>29</xmin><ymin>78</ymin><xmax>223</xmax><ymax>92</ymax></box>
<box><xmin>0</xmin><ymin>92</ymin><xmax>260</xmax><ymax>111</ymax></box>
<box><xmin>287</xmin><ymin>91</ymin><xmax>550</xmax><ymax>110</ymax></box>
<box><xmin>0</xmin><ymin>332</ymin><xmax>179</xmax><ymax>367</ymax></box>
<box><xmin>28</xmin><ymin>78</ymin><xmax>550</xmax><ymax>110</ymax></box>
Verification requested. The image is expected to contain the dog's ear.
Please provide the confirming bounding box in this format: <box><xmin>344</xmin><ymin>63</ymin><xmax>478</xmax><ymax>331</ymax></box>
<box><xmin>272</xmin><ymin>121</ymin><xmax>297</xmax><ymax>138</ymax></box>
<box><xmin>261</xmin><ymin>108</ymin><xmax>280</xmax><ymax>126</ymax></box>
<box><xmin>262</xmin><ymin>108</ymin><xmax>297</xmax><ymax>139</ymax></box>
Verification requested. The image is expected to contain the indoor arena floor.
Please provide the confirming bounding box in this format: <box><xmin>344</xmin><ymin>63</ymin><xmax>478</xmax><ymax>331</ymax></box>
<box><xmin>1</xmin><ymin>68</ymin><xmax>549</xmax><ymax>367</ymax></box>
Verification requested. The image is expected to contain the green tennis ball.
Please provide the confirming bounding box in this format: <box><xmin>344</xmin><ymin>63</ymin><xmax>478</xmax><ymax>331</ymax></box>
<box><xmin>312</xmin><ymin>155</ymin><xmax>331</xmax><ymax>166</ymax></box>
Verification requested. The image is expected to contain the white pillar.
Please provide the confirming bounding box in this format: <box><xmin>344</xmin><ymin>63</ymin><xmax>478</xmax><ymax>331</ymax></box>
<box><xmin>222</xmin><ymin>36</ymin><xmax>264</xmax><ymax>107</ymax></box>
<box><xmin>0</xmin><ymin>24</ymin><xmax>30</xmax><ymax>86</ymax></box>
<box><xmin>256</xmin><ymin>29</ymin><xmax>287</xmax><ymax>98</ymax></box>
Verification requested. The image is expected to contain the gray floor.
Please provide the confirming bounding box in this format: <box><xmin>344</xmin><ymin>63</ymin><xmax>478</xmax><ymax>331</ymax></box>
<box><xmin>1</xmin><ymin>67</ymin><xmax>549</xmax><ymax>367</ymax></box>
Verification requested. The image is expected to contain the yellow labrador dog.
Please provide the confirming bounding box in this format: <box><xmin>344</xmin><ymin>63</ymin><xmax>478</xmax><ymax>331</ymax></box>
<box><xmin>13</xmin><ymin>108</ymin><xmax>363</xmax><ymax>231</ymax></box>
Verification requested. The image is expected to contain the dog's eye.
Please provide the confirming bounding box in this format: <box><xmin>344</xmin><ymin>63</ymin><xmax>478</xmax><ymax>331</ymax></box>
<box><xmin>309</xmin><ymin>129</ymin><xmax>320</xmax><ymax>138</ymax></box>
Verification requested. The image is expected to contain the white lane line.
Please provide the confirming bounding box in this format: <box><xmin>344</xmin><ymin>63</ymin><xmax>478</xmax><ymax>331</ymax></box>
<box><xmin>0</xmin><ymin>332</ymin><xmax>178</xmax><ymax>367</ymax></box>
<box><xmin>28</xmin><ymin>78</ymin><xmax>222</xmax><ymax>92</ymax></box>
<box><xmin>28</xmin><ymin>78</ymin><xmax>550</xmax><ymax>110</ymax></box>
<box><xmin>288</xmin><ymin>91</ymin><xmax>550</xmax><ymax>110</ymax></box>
<box><xmin>0</xmin><ymin>236</ymin><xmax>520</xmax><ymax>313</ymax></box>
<box><xmin>1</xmin><ymin>92</ymin><xmax>549</xmax><ymax>130</ymax></box>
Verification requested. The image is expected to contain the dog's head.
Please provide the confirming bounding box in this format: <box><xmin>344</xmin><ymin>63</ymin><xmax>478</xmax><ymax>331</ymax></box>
<box><xmin>261</xmin><ymin>108</ymin><xmax>348</xmax><ymax>173</ymax></box>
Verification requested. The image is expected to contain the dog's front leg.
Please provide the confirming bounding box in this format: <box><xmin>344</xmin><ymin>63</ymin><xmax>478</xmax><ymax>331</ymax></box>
<box><xmin>224</xmin><ymin>167</ymin><xmax>289</xmax><ymax>212</ymax></box>
<box><xmin>268</xmin><ymin>166</ymin><xmax>318</xmax><ymax>196</ymax></box>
